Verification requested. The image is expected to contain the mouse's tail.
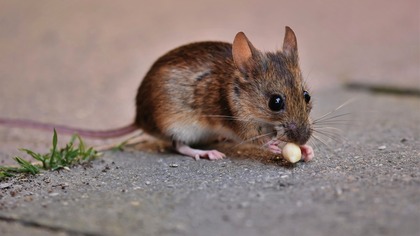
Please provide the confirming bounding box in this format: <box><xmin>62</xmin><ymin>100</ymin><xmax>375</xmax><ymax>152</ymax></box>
<box><xmin>0</xmin><ymin>118</ymin><xmax>139</xmax><ymax>139</ymax></box>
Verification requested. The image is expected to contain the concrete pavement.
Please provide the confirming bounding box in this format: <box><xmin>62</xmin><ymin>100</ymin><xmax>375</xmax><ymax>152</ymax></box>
<box><xmin>1</xmin><ymin>87</ymin><xmax>419</xmax><ymax>236</ymax></box>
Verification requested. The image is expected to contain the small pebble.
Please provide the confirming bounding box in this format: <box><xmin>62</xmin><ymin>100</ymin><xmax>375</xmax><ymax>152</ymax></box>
<box><xmin>238</xmin><ymin>201</ymin><xmax>250</xmax><ymax>209</ymax></box>
<box><xmin>130</xmin><ymin>201</ymin><xmax>140</xmax><ymax>206</ymax></box>
<box><xmin>24</xmin><ymin>196</ymin><xmax>33</xmax><ymax>202</ymax></box>
<box><xmin>378</xmin><ymin>145</ymin><xmax>386</xmax><ymax>150</ymax></box>
<box><xmin>335</xmin><ymin>187</ymin><xmax>343</xmax><ymax>196</ymax></box>
<box><xmin>10</xmin><ymin>190</ymin><xmax>17</xmax><ymax>197</ymax></box>
<box><xmin>0</xmin><ymin>183</ymin><xmax>12</xmax><ymax>189</ymax></box>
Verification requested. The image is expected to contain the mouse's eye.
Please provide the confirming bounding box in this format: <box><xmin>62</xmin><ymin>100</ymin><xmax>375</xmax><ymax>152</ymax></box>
<box><xmin>303</xmin><ymin>91</ymin><xmax>311</xmax><ymax>103</ymax></box>
<box><xmin>268</xmin><ymin>94</ymin><xmax>285</xmax><ymax>112</ymax></box>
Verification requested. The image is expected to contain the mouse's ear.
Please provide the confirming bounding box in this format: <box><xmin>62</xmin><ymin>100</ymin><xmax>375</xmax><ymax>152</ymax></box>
<box><xmin>282</xmin><ymin>26</ymin><xmax>298</xmax><ymax>59</ymax></box>
<box><xmin>232</xmin><ymin>32</ymin><xmax>256</xmax><ymax>74</ymax></box>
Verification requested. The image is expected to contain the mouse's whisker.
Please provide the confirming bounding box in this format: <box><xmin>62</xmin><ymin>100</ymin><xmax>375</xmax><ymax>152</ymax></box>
<box><xmin>308</xmin><ymin>137</ymin><xmax>320</xmax><ymax>153</ymax></box>
<box><xmin>310</xmin><ymin>99</ymin><xmax>355</xmax><ymax>154</ymax></box>
<box><xmin>312</xmin><ymin>121</ymin><xmax>352</xmax><ymax>127</ymax></box>
<box><xmin>313</xmin><ymin>127</ymin><xmax>342</xmax><ymax>138</ymax></box>
<box><xmin>201</xmin><ymin>115</ymin><xmax>239</xmax><ymax>120</ymax></box>
<box><xmin>201</xmin><ymin>115</ymin><xmax>275</xmax><ymax>129</ymax></box>
<box><xmin>232</xmin><ymin>131</ymin><xmax>276</xmax><ymax>149</ymax></box>
<box><xmin>311</xmin><ymin>134</ymin><xmax>334</xmax><ymax>151</ymax></box>
<box><xmin>312</xmin><ymin>128</ymin><xmax>344</xmax><ymax>144</ymax></box>
<box><xmin>312</xmin><ymin>126</ymin><xmax>343</xmax><ymax>133</ymax></box>
<box><xmin>201</xmin><ymin>115</ymin><xmax>254</xmax><ymax>123</ymax></box>
<box><xmin>313</xmin><ymin>132</ymin><xmax>333</xmax><ymax>146</ymax></box>
<box><xmin>313</xmin><ymin>113</ymin><xmax>352</xmax><ymax>125</ymax></box>
<box><xmin>313</xmin><ymin>98</ymin><xmax>356</xmax><ymax>123</ymax></box>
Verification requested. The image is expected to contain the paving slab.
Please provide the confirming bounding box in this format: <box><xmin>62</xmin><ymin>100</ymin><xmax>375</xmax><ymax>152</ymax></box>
<box><xmin>1</xmin><ymin>87</ymin><xmax>419</xmax><ymax>236</ymax></box>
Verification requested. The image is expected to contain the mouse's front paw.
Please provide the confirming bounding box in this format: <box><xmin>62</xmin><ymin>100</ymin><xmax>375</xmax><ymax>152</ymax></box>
<box><xmin>265</xmin><ymin>139</ymin><xmax>282</xmax><ymax>154</ymax></box>
<box><xmin>300</xmin><ymin>145</ymin><xmax>314</xmax><ymax>162</ymax></box>
<box><xmin>268</xmin><ymin>144</ymin><xmax>282</xmax><ymax>154</ymax></box>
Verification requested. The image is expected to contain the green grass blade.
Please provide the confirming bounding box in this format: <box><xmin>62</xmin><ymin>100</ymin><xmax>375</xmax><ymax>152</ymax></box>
<box><xmin>14</xmin><ymin>157</ymin><xmax>39</xmax><ymax>175</ymax></box>
<box><xmin>0</xmin><ymin>171</ymin><xmax>15</xmax><ymax>179</ymax></box>
<box><xmin>20</xmin><ymin>148</ymin><xmax>47</xmax><ymax>168</ymax></box>
<box><xmin>49</xmin><ymin>129</ymin><xmax>58</xmax><ymax>167</ymax></box>
<box><xmin>1</xmin><ymin>130</ymin><xmax>99</xmax><ymax>180</ymax></box>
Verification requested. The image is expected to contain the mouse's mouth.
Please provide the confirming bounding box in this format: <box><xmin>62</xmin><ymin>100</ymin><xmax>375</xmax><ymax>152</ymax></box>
<box><xmin>273</xmin><ymin>123</ymin><xmax>312</xmax><ymax>145</ymax></box>
<box><xmin>253</xmin><ymin>124</ymin><xmax>284</xmax><ymax>145</ymax></box>
<box><xmin>255</xmin><ymin>122</ymin><xmax>311</xmax><ymax>146</ymax></box>
<box><xmin>273</xmin><ymin>125</ymin><xmax>288</xmax><ymax>142</ymax></box>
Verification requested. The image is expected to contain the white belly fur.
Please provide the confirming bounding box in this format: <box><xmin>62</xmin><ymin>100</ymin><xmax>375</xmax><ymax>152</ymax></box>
<box><xmin>167</xmin><ymin>122</ymin><xmax>239</xmax><ymax>145</ymax></box>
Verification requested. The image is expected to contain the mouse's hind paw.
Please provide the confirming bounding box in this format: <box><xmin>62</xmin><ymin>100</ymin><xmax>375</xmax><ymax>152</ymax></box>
<box><xmin>173</xmin><ymin>141</ymin><xmax>226</xmax><ymax>160</ymax></box>
<box><xmin>193</xmin><ymin>150</ymin><xmax>226</xmax><ymax>160</ymax></box>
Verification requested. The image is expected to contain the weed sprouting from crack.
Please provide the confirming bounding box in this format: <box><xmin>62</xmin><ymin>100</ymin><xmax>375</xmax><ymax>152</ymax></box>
<box><xmin>0</xmin><ymin>129</ymin><xmax>99</xmax><ymax>180</ymax></box>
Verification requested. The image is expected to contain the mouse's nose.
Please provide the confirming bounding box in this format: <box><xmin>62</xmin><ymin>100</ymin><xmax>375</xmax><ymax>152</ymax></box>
<box><xmin>284</xmin><ymin>122</ymin><xmax>312</xmax><ymax>145</ymax></box>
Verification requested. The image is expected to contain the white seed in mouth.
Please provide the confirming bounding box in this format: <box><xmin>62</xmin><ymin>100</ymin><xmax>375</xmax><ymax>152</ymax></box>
<box><xmin>282</xmin><ymin>143</ymin><xmax>302</xmax><ymax>163</ymax></box>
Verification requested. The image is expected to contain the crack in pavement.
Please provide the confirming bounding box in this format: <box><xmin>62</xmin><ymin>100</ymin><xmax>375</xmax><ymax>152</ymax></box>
<box><xmin>0</xmin><ymin>214</ymin><xmax>102</xmax><ymax>236</ymax></box>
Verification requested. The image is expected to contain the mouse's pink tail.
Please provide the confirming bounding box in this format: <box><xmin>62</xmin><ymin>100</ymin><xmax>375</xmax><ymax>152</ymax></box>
<box><xmin>0</xmin><ymin>118</ymin><xmax>138</xmax><ymax>139</ymax></box>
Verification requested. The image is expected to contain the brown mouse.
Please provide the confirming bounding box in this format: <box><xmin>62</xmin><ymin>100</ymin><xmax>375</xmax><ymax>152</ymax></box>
<box><xmin>0</xmin><ymin>26</ymin><xmax>314</xmax><ymax>162</ymax></box>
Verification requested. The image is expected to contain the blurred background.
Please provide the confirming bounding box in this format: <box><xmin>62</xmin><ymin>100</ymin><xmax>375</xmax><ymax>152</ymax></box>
<box><xmin>0</xmin><ymin>0</ymin><xmax>418</xmax><ymax>157</ymax></box>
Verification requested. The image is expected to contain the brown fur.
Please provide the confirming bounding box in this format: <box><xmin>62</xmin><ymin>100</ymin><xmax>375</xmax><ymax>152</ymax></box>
<box><xmin>135</xmin><ymin>27</ymin><xmax>312</xmax><ymax>146</ymax></box>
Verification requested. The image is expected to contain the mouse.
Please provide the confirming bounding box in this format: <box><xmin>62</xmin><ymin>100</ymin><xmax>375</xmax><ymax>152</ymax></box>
<box><xmin>0</xmin><ymin>26</ymin><xmax>314</xmax><ymax>162</ymax></box>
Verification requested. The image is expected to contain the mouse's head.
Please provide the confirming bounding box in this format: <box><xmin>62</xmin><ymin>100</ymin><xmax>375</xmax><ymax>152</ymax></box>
<box><xmin>231</xmin><ymin>26</ymin><xmax>312</xmax><ymax>145</ymax></box>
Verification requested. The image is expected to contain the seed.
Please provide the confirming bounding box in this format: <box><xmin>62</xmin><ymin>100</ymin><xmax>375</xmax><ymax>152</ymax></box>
<box><xmin>282</xmin><ymin>143</ymin><xmax>302</xmax><ymax>163</ymax></box>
